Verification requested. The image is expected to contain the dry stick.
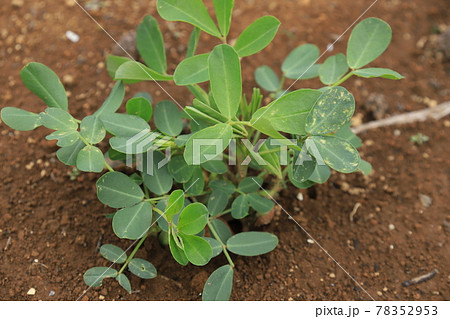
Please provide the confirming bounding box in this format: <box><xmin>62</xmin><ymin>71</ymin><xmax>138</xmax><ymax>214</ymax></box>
<box><xmin>352</xmin><ymin>101</ymin><xmax>450</xmax><ymax>134</ymax></box>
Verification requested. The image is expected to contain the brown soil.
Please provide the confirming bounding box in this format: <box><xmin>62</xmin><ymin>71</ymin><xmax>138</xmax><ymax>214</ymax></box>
<box><xmin>0</xmin><ymin>0</ymin><xmax>449</xmax><ymax>301</ymax></box>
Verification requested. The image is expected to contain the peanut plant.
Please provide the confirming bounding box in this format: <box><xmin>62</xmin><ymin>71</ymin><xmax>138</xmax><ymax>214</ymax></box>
<box><xmin>1</xmin><ymin>0</ymin><xmax>402</xmax><ymax>300</ymax></box>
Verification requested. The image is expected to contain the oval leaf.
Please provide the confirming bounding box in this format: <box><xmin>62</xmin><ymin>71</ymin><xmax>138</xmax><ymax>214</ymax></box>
<box><xmin>174</xmin><ymin>53</ymin><xmax>210</xmax><ymax>85</ymax></box>
<box><xmin>234</xmin><ymin>16</ymin><xmax>280</xmax><ymax>57</ymax></box>
<box><xmin>84</xmin><ymin>267</ymin><xmax>117</xmax><ymax>288</ymax></box>
<box><xmin>353</xmin><ymin>67</ymin><xmax>404</xmax><ymax>80</ymax></box>
<box><xmin>113</xmin><ymin>202</ymin><xmax>153</xmax><ymax>239</ymax></box>
<box><xmin>20</xmin><ymin>62</ymin><xmax>68</xmax><ymax>110</ymax></box>
<box><xmin>209</xmin><ymin>218</ymin><xmax>232</xmax><ymax>243</ymax></box>
<box><xmin>203</xmin><ymin>237</ymin><xmax>223</xmax><ymax>258</ymax></box>
<box><xmin>126</xmin><ymin>97</ymin><xmax>153</xmax><ymax>122</ymax></box>
<box><xmin>97</xmin><ymin>172</ymin><xmax>145</xmax><ymax>208</ymax></box>
<box><xmin>1</xmin><ymin>107</ymin><xmax>41</xmax><ymax>131</ymax></box>
<box><xmin>184</xmin><ymin>123</ymin><xmax>232</xmax><ymax>165</ymax></box>
<box><xmin>213</xmin><ymin>0</ymin><xmax>234</xmax><ymax>37</ymax></box>
<box><xmin>179</xmin><ymin>234</ymin><xmax>212</xmax><ymax>266</ymax></box>
<box><xmin>100</xmin><ymin>244</ymin><xmax>127</xmax><ymax>264</ymax></box>
<box><xmin>247</xmin><ymin>193</ymin><xmax>274</xmax><ymax>214</ymax></box>
<box><xmin>157</xmin><ymin>0</ymin><xmax>221</xmax><ymax>37</ymax></box>
<box><xmin>137</xmin><ymin>15</ymin><xmax>167</xmax><ymax>74</ymax></box>
<box><xmin>307</xmin><ymin>136</ymin><xmax>360</xmax><ymax>173</ymax></box>
<box><xmin>128</xmin><ymin>258</ymin><xmax>157</xmax><ymax>279</ymax></box>
<box><xmin>100</xmin><ymin>113</ymin><xmax>150</xmax><ymax>137</ymax></box>
<box><xmin>56</xmin><ymin>140</ymin><xmax>85</xmax><ymax>166</ymax></box>
<box><xmin>168</xmin><ymin>155</ymin><xmax>194</xmax><ymax>183</ymax></box>
<box><xmin>46</xmin><ymin>130</ymin><xmax>80</xmax><ymax>147</ymax></box>
<box><xmin>201</xmin><ymin>160</ymin><xmax>228</xmax><ymax>174</ymax></box>
<box><xmin>231</xmin><ymin>194</ymin><xmax>249</xmax><ymax>219</ymax></box>
<box><xmin>80</xmin><ymin>115</ymin><xmax>106</xmax><ymax>145</ymax></box>
<box><xmin>142</xmin><ymin>151</ymin><xmax>174</xmax><ymax>195</ymax></box>
<box><xmin>165</xmin><ymin>189</ymin><xmax>185</xmax><ymax>222</ymax></box>
<box><xmin>209</xmin><ymin>44</ymin><xmax>242</xmax><ymax>119</ymax></box>
<box><xmin>116</xmin><ymin>273</ymin><xmax>132</xmax><ymax>293</ymax></box>
<box><xmin>306</xmin><ymin>86</ymin><xmax>355</xmax><ymax>135</ymax></box>
<box><xmin>202</xmin><ymin>265</ymin><xmax>234</xmax><ymax>301</ymax></box>
<box><xmin>282</xmin><ymin>44</ymin><xmax>319</xmax><ymax>79</ymax></box>
<box><xmin>169</xmin><ymin>231</ymin><xmax>189</xmax><ymax>265</ymax></box>
<box><xmin>255</xmin><ymin>65</ymin><xmax>280</xmax><ymax>92</ymax></box>
<box><xmin>154</xmin><ymin>100</ymin><xmax>183</xmax><ymax>136</ymax></box>
<box><xmin>226</xmin><ymin>231</ymin><xmax>278</xmax><ymax>256</ymax></box>
<box><xmin>238</xmin><ymin>177</ymin><xmax>263</xmax><ymax>193</ymax></box>
<box><xmin>94</xmin><ymin>81</ymin><xmax>125</xmax><ymax>117</ymax></box>
<box><xmin>207</xmin><ymin>190</ymin><xmax>229</xmax><ymax>217</ymax></box>
<box><xmin>76</xmin><ymin>146</ymin><xmax>105</xmax><ymax>173</ymax></box>
<box><xmin>308</xmin><ymin>164</ymin><xmax>331</xmax><ymax>184</ymax></box>
<box><xmin>40</xmin><ymin>108</ymin><xmax>78</xmax><ymax>131</ymax></box>
<box><xmin>183</xmin><ymin>166</ymin><xmax>204</xmax><ymax>196</ymax></box>
<box><xmin>209</xmin><ymin>180</ymin><xmax>235</xmax><ymax>194</ymax></box>
<box><xmin>319</xmin><ymin>53</ymin><xmax>349</xmax><ymax>85</ymax></box>
<box><xmin>178</xmin><ymin>203</ymin><xmax>208</xmax><ymax>235</ymax></box>
<box><xmin>347</xmin><ymin>18</ymin><xmax>392</xmax><ymax>69</ymax></box>
<box><xmin>115</xmin><ymin>61</ymin><xmax>173</xmax><ymax>82</ymax></box>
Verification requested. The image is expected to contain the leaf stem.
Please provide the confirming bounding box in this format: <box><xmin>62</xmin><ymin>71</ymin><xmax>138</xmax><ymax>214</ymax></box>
<box><xmin>118</xmin><ymin>232</ymin><xmax>149</xmax><ymax>275</ymax></box>
<box><xmin>104</xmin><ymin>160</ymin><xmax>114</xmax><ymax>172</ymax></box>
<box><xmin>331</xmin><ymin>71</ymin><xmax>354</xmax><ymax>87</ymax></box>
<box><xmin>207</xmin><ymin>221</ymin><xmax>234</xmax><ymax>268</ymax></box>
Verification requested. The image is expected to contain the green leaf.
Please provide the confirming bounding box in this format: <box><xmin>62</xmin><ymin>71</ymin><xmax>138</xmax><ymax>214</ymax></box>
<box><xmin>179</xmin><ymin>234</ymin><xmax>212</xmax><ymax>266</ymax></box>
<box><xmin>40</xmin><ymin>108</ymin><xmax>78</xmax><ymax>131</ymax></box>
<box><xmin>250</xmin><ymin>107</ymin><xmax>285</xmax><ymax>140</ymax></box>
<box><xmin>143</xmin><ymin>151</ymin><xmax>173</xmax><ymax>195</ymax></box>
<box><xmin>154</xmin><ymin>100</ymin><xmax>183</xmax><ymax>136</ymax></box>
<box><xmin>183</xmin><ymin>166</ymin><xmax>204</xmax><ymax>196</ymax></box>
<box><xmin>319</xmin><ymin>53</ymin><xmax>349</xmax><ymax>85</ymax></box>
<box><xmin>227</xmin><ymin>232</ymin><xmax>278</xmax><ymax>256</ymax></box>
<box><xmin>289</xmin><ymin>168</ymin><xmax>315</xmax><ymax>189</ymax></box>
<box><xmin>259</xmin><ymin>142</ymin><xmax>283</xmax><ymax>178</ymax></box>
<box><xmin>106</xmin><ymin>55</ymin><xmax>131</xmax><ymax>78</ymax></box>
<box><xmin>97</xmin><ymin>172</ymin><xmax>144</xmax><ymax>208</ymax></box>
<box><xmin>307</xmin><ymin>136</ymin><xmax>360</xmax><ymax>173</ymax></box>
<box><xmin>238</xmin><ymin>177</ymin><xmax>263</xmax><ymax>193</ymax></box>
<box><xmin>174</xmin><ymin>53</ymin><xmax>210</xmax><ymax>85</ymax></box>
<box><xmin>209</xmin><ymin>44</ymin><xmax>242</xmax><ymax>119</ymax></box>
<box><xmin>308</xmin><ymin>164</ymin><xmax>331</xmax><ymax>184</ymax></box>
<box><xmin>258</xmin><ymin>89</ymin><xmax>322</xmax><ymax>135</ymax></box>
<box><xmin>100</xmin><ymin>244</ymin><xmax>127</xmax><ymax>264</ymax></box>
<box><xmin>231</xmin><ymin>194</ymin><xmax>249</xmax><ymax>219</ymax></box>
<box><xmin>116</xmin><ymin>274</ymin><xmax>132</xmax><ymax>293</ymax></box>
<box><xmin>209</xmin><ymin>218</ymin><xmax>232</xmax><ymax>242</ymax></box>
<box><xmin>165</xmin><ymin>189</ymin><xmax>185</xmax><ymax>222</ymax></box>
<box><xmin>255</xmin><ymin>66</ymin><xmax>280</xmax><ymax>92</ymax></box>
<box><xmin>134</xmin><ymin>92</ymin><xmax>153</xmax><ymax>104</ymax></box>
<box><xmin>358</xmin><ymin>159</ymin><xmax>373</xmax><ymax>175</ymax></box>
<box><xmin>20</xmin><ymin>62</ymin><xmax>68</xmax><ymax>110</ymax></box>
<box><xmin>137</xmin><ymin>15</ymin><xmax>167</xmax><ymax>74</ymax></box>
<box><xmin>168</xmin><ymin>156</ymin><xmax>194</xmax><ymax>183</ymax></box>
<box><xmin>46</xmin><ymin>130</ymin><xmax>80</xmax><ymax>147</ymax></box>
<box><xmin>203</xmin><ymin>237</ymin><xmax>223</xmax><ymax>258</ymax></box>
<box><xmin>186</xmin><ymin>27</ymin><xmax>201</xmax><ymax>58</ymax></box>
<box><xmin>247</xmin><ymin>193</ymin><xmax>274</xmax><ymax>214</ymax></box>
<box><xmin>209</xmin><ymin>180</ymin><xmax>235</xmax><ymax>194</ymax></box>
<box><xmin>109</xmin><ymin>130</ymin><xmax>157</xmax><ymax>154</ymax></box>
<box><xmin>115</xmin><ymin>61</ymin><xmax>173</xmax><ymax>82</ymax></box>
<box><xmin>56</xmin><ymin>140</ymin><xmax>85</xmax><ymax>166</ymax></box>
<box><xmin>201</xmin><ymin>160</ymin><xmax>227</xmax><ymax>174</ymax></box>
<box><xmin>76</xmin><ymin>146</ymin><xmax>105</xmax><ymax>173</ymax></box>
<box><xmin>353</xmin><ymin>67</ymin><xmax>404</xmax><ymax>80</ymax></box>
<box><xmin>128</xmin><ymin>258</ymin><xmax>157</xmax><ymax>279</ymax></box>
<box><xmin>202</xmin><ymin>265</ymin><xmax>233</xmax><ymax>301</ymax></box>
<box><xmin>291</xmin><ymin>152</ymin><xmax>316</xmax><ymax>184</ymax></box>
<box><xmin>80</xmin><ymin>115</ymin><xmax>106</xmax><ymax>145</ymax></box>
<box><xmin>1</xmin><ymin>107</ymin><xmax>41</xmax><ymax>131</ymax></box>
<box><xmin>347</xmin><ymin>18</ymin><xmax>392</xmax><ymax>69</ymax></box>
<box><xmin>233</xmin><ymin>16</ymin><xmax>280</xmax><ymax>57</ymax></box>
<box><xmin>156</xmin><ymin>0</ymin><xmax>221</xmax><ymax>37</ymax></box>
<box><xmin>126</xmin><ymin>97</ymin><xmax>153</xmax><ymax>122</ymax></box>
<box><xmin>213</xmin><ymin>0</ymin><xmax>234</xmax><ymax>37</ymax></box>
<box><xmin>306</xmin><ymin>86</ymin><xmax>355</xmax><ymax>135</ymax></box>
<box><xmin>100</xmin><ymin>113</ymin><xmax>150</xmax><ymax>137</ymax></box>
<box><xmin>282</xmin><ymin>44</ymin><xmax>319</xmax><ymax>79</ymax></box>
<box><xmin>184</xmin><ymin>123</ymin><xmax>232</xmax><ymax>165</ymax></box>
<box><xmin>113</xmin><ymin>202</ymin><xmax>153</xmax><ymax>239</ymax></box>
<box><xmin>178</xmin><ymin>203</ymin><xmax>208</xmax><ymax>235</ymax></box>
<box><xmin>84</xmin><ymin>267</ymin><xmax>117</xmax><ymax>287</ymax></box>
<box><xmin>334</xmin><ymin>122</ymin><xmax>362</xmax><ymax>148</ymax></box>
<box><xmin>94</xmin><ymin>81</ymin><xmax>125</xmax><ymax>117</ymax></box>
<box><xmin>169</xmin><ymin>231</ymin><xmax>189</xmax><ymax>265</ymax></box>
<box><xmin>207</xmin><ymin>190</ymin><xmax>229</xmax><ymax>217</ymax></box>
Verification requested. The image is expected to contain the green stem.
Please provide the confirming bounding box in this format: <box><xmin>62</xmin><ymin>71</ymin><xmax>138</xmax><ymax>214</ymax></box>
<box><xmin>331</xmin><ymin>71</ymin><xmax>354</xmax><ymax>87</ymax></box>
<box><xmin>104</xmin><ymin>161</ymin><xmax>114</xmax><ymax>172</ymax></box>
<box><xmin>118</xmin><ymin>232</ymin><xmax>149</xmax><ymax>275</ymax></box>
<box><xmin>207</xmin><ymin>221</ymin><xmax>234</xmax><ymax>268</ymax></box>
<box><xmin>278</xmin><ymin>75</ymin><xmax>286</xmax><ymax>92</ymax></box>
<box><xmin>79</xmin><ymin>135</ymin><xmax>91</xmax><ymax>146</ymax></box>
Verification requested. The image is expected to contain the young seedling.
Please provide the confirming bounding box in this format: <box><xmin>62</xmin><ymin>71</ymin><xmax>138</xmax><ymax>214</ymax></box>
<box><xmin>1</xmin><ymin>0</ymin><xmax>402</xmax><ymax>300</ymax></box>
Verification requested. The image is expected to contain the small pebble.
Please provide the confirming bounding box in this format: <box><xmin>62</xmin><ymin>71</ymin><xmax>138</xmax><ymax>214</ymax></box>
<box><xmin>296</xmin><ymin>193</ymin><xmax>304</xmax><ymax>201</ymax></box>
<box><xmin>66</xmin><ymin>30</ymin><xmax>80</xmax><ymax>43</ymax></box>
<box><xmin>388</xmin><ymin>224</ymin><xmax>395</xmax><ymax>231</ymax></box>
<box><xmin>389</xmin><ymin>244</ymin><xmax>394</xmax><ymax>250</ymax></box>
<box><xmin>394</xmin><ymin>129</ymin><xmax>401</xmax><ymax>136</ymax></box>
<box><xmin>329</xmin><ymin>273</ymin><xmax>336</xmax><ymax>278</ymax></box>
<box><xmin>48</xmin><ymin>291</ymin><xmax>55</xmax><ymax>297</ymax></box>
<box><xmin>27</xmin><ymin>288</ymin><xmax>36</xmax><ymax>295</ymax></box>
<box><xmin>419</xmin><ymin>194</ymin><xmax>432</xmax><ymax>207</ymax></box>
<box><xmin>306</xmin><ymin>239</ymin><xmax>314</xmax><ymax>244</ymax></box>
<box><xmin>377</xmin><ymin>291</ymin><xmax>383</xmax><ymax>296</ymax></box>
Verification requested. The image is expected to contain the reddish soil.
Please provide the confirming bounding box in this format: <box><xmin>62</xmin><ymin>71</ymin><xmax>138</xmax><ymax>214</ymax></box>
<box><xmin>0</xmin><ymin>0</ymin><xmax>449</xmax><ymax>301</ymax></box>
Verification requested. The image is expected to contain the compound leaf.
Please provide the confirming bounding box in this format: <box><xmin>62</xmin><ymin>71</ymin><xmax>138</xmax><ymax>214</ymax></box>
<box><xmin>84</xmin><ymin>267</ymin><xmax>117</xmax><ymax>288</ymax></box>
